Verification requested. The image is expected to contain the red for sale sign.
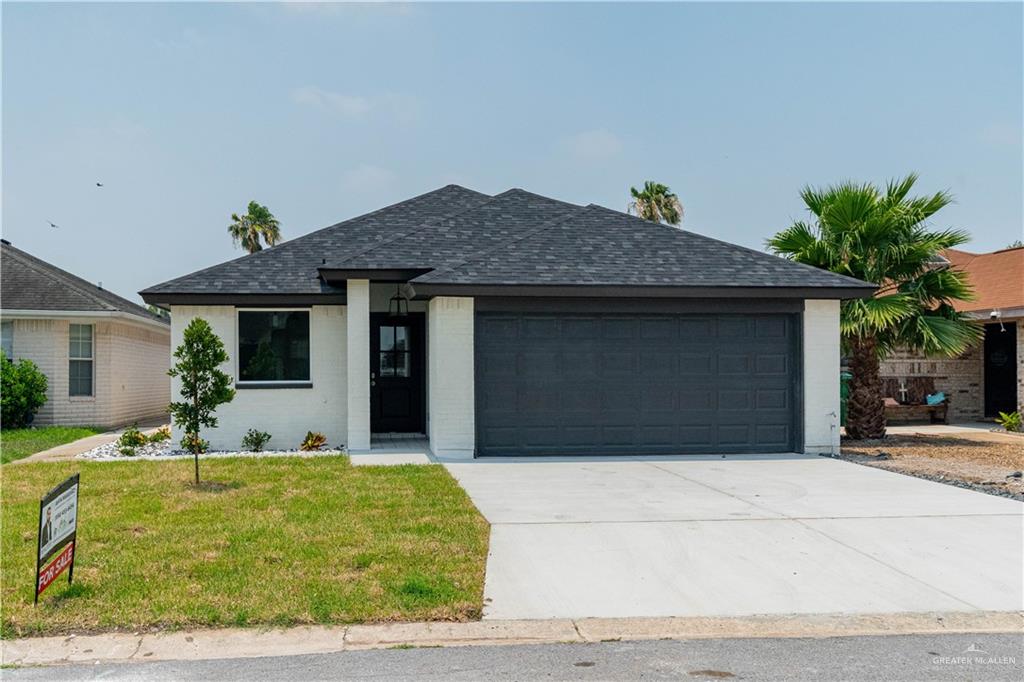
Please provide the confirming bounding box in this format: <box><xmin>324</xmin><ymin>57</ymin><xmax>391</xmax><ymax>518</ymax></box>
<box><xmin>37</xmin><ymin>541</ymin><xmax>75</xmax><ymax>595</ymax></box>
<box><xmin>35</xmin><ymin>473</ymin><xmax>80</xmax><ymax>604</ymax></box>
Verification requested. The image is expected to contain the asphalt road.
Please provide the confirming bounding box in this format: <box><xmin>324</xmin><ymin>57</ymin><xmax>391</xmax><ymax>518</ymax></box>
<box><xmin>7</xmin><ymin>633</ymin><xmax>1022</xmax><ymax>681</ymax></box>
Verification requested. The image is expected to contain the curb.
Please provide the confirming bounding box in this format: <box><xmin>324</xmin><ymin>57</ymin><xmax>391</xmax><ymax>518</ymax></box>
<box><xmin>3</xmin><ymin>611</ymin><xmax>1021</xmax><ymax>667</ymax></box>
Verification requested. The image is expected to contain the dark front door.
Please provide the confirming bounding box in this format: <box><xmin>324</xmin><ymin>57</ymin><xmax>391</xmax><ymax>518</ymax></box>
<box><xmin>370</xmin><ymin>313</ymin><xmax>425</xmax><ymax>433</ymax></box>
<box><xmin>984</xmin><ymin>322</ymin><xmax>1017</xmax><ymax>417</ymax></box>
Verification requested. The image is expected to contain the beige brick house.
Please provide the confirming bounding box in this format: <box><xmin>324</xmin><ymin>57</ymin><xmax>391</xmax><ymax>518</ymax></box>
<box><xmin>880</xmin><ymin>245</ymin><xmax>1023</xmax><ymax>421</ymax></box>
<box><xmin>1</xmin><ymin>240</ymin><xmax>171</xmax><ymax>428</ymax></box>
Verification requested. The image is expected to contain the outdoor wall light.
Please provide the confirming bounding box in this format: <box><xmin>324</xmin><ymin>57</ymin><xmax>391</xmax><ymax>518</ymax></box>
<box><xmin>388</xmin><ymin>285</ymin><xmax>409</xmax><ymax>318</ymax></box>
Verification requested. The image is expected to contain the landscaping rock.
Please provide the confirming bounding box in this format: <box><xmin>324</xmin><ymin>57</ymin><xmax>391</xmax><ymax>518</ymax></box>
<box><xmin>77</xmin><ymin>440</ymin><xmax>345</xmax><ymax>461</ymax></box>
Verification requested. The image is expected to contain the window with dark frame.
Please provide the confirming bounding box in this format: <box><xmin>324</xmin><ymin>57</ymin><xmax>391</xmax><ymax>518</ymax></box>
<box><xmin>69</xmin><ymin>323</ymin><xmax>94</xmax><ymax>396</ymax></box>
<box><xmin>378</xmin><ymin>325</ymin><xmax>410</xmax><ymax>377</ymax></box>
<box><xmin>238</xmin><ymin>310</ymin><xmax>311</xmax><ymax>383</ymax></box>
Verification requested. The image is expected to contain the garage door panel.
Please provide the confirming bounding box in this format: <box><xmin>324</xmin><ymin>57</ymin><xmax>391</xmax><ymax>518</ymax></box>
<box><xmin>718</xmin><ymin>389</ymin><xmax>752</xmax><ymax>410</ymax></box>
<box><xmin>475</xmin><ymin>312</ymin><xmax>797</xmax><ymax>456</ymax></box>
<box><xmin>756</xmin><ymin>353</ymin><xmax>788</xmax><ymax>375</ymax></box>
<box><xmin>680</xmin><ymin>352</ymin><xmax>713</xmax><ymax>375</ymax></box>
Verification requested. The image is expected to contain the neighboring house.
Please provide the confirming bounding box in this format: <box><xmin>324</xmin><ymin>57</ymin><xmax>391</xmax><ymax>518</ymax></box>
<box><xmin>1</xmin><ymin>240</ymin><xmax>171</xmax><ymax>428</ymax></box>
<box><xmin>881</xmin><ymin>245</ymin><xmax>1023</xmax><ymax>421</ymax></box>
<box><xmin>141</xmin><ymin>186</ymin><xmax>873</xmax><ymax>457</ymax></box>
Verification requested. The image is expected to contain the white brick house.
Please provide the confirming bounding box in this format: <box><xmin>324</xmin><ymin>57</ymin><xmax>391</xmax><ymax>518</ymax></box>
<box><xmin>142</xmin><ymin>186</ymin><xmax>873</xmax><ymax>457</ymax></box>
<box><xmin>1</xmin><ymin>240</ymin><xmax>171</xmax><ymax>428</ymax></box>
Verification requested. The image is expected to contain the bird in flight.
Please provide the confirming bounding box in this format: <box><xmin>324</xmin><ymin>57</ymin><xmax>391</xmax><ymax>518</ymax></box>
<box><xmin>47</xmin><ymin>220</ymin><xmax>59</xmax><ymax>229</ymax></box>
<box><xmin>95</xmin><ymin>182</ymin><xmax>104</xmax><ymax>187</ymax></box>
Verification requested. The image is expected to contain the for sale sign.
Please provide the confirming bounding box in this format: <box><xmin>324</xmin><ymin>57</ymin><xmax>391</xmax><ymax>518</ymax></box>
<box><xmin>35</xmin><ymin>473</ymin><xmax>79</xmax><ymax>603</ymax></box>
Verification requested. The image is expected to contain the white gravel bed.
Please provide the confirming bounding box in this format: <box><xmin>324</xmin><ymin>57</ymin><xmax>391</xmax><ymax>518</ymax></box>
<box><xmin>76</xmin><ymin>440</ymin><xmax>345</xmax><ymax>461</ymax></box>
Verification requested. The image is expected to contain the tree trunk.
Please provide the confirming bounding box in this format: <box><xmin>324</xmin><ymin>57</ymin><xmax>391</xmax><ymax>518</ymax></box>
<box><xmin>845</xmin><ymin>335</ymin><xmax>886</xmax><ymax>440</ymax></box>
<box><xmin>192</xmin><ymin>368</ymin><xmax>200</xmax><ymax>485</ymax></box>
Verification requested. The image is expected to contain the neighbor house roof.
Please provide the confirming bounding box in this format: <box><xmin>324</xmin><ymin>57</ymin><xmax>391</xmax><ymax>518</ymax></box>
<box><xmin>1</xmin><ymin>240</ymin><xmax>168</xmax><ymax>324</ymax></box>
<box><xmin>942</xmin><ymin>246</ymin><xmax>1024</xmax><ymax>313</ymax></box>
<box><xmin>141</xmin><ymin>185</ymin><xmax>875</xmax><ymax>303</ymax></box>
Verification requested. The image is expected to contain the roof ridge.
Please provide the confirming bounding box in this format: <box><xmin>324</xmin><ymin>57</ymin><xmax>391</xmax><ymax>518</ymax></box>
<box><xmin>586</xmin><ymin>204</ymin><xmax>877</xmax><ymax>289</ymax></box>
<box><xmin>328</xmin><ymin>189</ymin><xmax>514</xmax><ymax>267</ymax></box>
<box><xmin>3</xmin><ymin>243</ymin><xmax>164</xmax><ymax>321</ymax></box>
<box><xmin>141</xmin><ymin>184</ymin><xmax>490</xmax><ymax>294</ymax></box>
<box><xmin>414</xmin><ymin>205</ymin><xmax>585</xmax><ymax>283</ymax></box>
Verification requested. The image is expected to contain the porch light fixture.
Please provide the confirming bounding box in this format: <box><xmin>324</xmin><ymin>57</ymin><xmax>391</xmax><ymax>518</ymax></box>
<box><xmin>388</xmin><ymin>285</ymin><xmax>409</xmax><ymax>318</ymax></box>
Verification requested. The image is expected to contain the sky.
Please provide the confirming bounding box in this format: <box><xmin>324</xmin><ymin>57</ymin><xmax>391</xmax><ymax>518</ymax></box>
<box><xmin>3</xmin><ymin>1</ymin><xmax>1022</xmax><ymax>304</ymax></box>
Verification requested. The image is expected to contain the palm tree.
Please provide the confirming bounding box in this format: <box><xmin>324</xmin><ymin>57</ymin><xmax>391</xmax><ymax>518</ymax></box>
<box><xmin>228</xmin><ymin>201</ymin><xmax>282</xmax><ymax>254</ymax></box>
<box><xmin>767</xmin><ymin>174</ymin><xmax>980</xmax><ymax>440</ymax></box>
<box><xmin>628</xmin><ymin>181</ymin><xmax>683</xmax><ymax>226</ymax></box>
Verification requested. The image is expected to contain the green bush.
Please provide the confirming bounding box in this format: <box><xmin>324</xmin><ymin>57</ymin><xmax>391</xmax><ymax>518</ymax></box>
<box><xmin>995</xmin><ymin>411</ymin><xmax>1022</xmax><ymax>433</ymax></box>
<box><xmin>147</xmin><ymin>426</ymin><xmax>171</xmax><ymax>443</ymax></box>
<box><xmin>116</xmin><ymin>425</ymin><xmax>147</xmax><ymax>456</ymax></box>
<box><xmin>241</xmin><ymin>428</ymin><xmax>272</xmax><ymax>452</ymax></box>
<box><xmin>1</xmin><ymin>352</ymin><xmax>49</xmax><ymax>428</ymax></box>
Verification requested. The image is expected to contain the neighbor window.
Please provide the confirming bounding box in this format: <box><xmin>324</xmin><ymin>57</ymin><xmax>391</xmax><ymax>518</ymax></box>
<box><xmin>69</xmin><ymin>323</ymin><xmax>94</xmax><ymax>396</ymax></box>
<box><xmin>237</xmin><ymin>310</ymin><xmax>311</xmax><ymax>383</ymax></box>
<box><xmin>1</xmin><ymin>321</ymin><xmax>12</xmax><ymax>358</ymax></box>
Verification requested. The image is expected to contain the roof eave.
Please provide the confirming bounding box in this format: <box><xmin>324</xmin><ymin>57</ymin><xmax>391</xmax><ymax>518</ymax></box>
<box><xmin>407</xmin><ymin>283</ymin><xmax>876</xmax><ymax>300</ymax></box>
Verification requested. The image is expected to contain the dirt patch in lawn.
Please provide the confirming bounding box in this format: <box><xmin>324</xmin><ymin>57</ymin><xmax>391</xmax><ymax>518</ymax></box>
<box><xmin>841</xmin><ymin>434</ymin><xmax>1023</xmax><ymax>498</ymax></box>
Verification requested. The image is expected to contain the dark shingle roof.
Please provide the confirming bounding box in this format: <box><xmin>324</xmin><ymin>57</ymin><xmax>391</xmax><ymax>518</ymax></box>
<box><xmin>141</xmin><ymin>184</ymin><xmax>874</xmax><ymax>298</ymax></box>
<box><xmin>142</xmin><ymin>185</ymin><xmax>490</xmax><ymax>296</ymax></box>
<box><xmin>2</xmin><ymin>241</ymin><xmax>168</xmax><ymax>323</ymax></box>
<box><xmin>416</xmin><ymin>204</ymin><xmax>873</xmax><ymax>289</ymax></box>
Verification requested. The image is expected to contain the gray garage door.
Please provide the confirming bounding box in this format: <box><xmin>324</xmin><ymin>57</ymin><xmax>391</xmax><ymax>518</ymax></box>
<box><xmin>475</xmin><ymin>312</ymin><xmax>799</xmax><ymax>456</ymax></box>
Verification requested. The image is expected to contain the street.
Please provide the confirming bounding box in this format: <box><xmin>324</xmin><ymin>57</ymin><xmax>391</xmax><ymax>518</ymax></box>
<box><xmin>7</xmin><ymin>633</ymin><xmax>1022</xmax><ymax>681</ymax></box>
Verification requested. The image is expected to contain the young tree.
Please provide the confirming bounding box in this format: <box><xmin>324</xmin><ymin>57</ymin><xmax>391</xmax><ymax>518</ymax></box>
<box><xmin>628</xmin><ymin>181</ymin><xmax>684</xmax><ymax>226</ymax></box>
<box><xmin>168</xmin><ymin>318</ymin><xmax>235</xmax><ymax>483</ymax></box>
<box><xmin>768</xmin><ymin>174</ymin><xmax>979</xmax><ymax>439</ymax></box>
<box><xmin>228</xmin><ymin>201</ymin><xmax>282</xmax><ymax>254</ymax></box>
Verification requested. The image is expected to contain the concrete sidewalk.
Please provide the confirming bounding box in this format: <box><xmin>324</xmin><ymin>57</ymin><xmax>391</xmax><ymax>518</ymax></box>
<box><xmin>12</xmin><ymin>417</ymin><xmax>170</xmax><ymax>464</ymax></box>
<box><xmin>3</xmin><ymin>612</ymin><xmax>1021</xmax><ymax>667</ymax></box>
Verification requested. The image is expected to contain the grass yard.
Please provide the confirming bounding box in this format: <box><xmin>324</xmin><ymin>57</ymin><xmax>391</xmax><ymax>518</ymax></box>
<box><xmin>1</xmin><ymin>457</ymin><xmax>489</xmax><ymax>637</ymax></box>
<box><xmin>0</xmin><ymin>427</ymin><xmax>104</xmax><ymax>465</ymax></box>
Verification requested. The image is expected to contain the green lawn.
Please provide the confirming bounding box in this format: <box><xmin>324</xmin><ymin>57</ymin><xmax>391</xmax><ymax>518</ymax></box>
<box><xmin>1</xmin><ymin>457</ymin><xmax>489</xmax><ymax>637</ymax></box>
<box><xmin>0</xmin><ymin>427</ymin><xmax>104</xmax><ymax>465</ymax></box>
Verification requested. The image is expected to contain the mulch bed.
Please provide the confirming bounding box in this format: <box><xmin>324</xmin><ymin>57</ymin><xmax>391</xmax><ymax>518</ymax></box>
<box><xmin>839</xmin><ymin>435</ymin><xmax>1023</xmax><ymax>500</ymax></box>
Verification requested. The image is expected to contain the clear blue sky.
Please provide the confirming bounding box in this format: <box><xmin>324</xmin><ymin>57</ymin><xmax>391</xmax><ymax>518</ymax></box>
<box><xmin>4</xmin><ymin>2</ymin><xmax>1022</xmax><ymax>303</ymax></box>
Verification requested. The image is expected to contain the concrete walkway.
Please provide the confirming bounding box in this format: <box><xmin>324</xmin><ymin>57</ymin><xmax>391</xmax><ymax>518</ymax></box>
<box><xmin>3</xmin><ymin>611</ymin><xmax>1019</xmax><ymax>667</ymax></box>
<box><xmin>880</xmin><ymin>422</ymin><xmax>1022</xmax><ymax>443</ymax></box>
<box><xmin>13</xmin><ymin>417</ymin><xmax>169</xmax><ymax>464</ymax></box>
<box><xmin>445</xmin><ymin>455</ymin><xmax>1024</xmax><ymax>620</ymax></box>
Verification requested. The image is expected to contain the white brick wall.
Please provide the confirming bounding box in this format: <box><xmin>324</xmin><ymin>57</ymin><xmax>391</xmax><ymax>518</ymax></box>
<box><xmin>6</xmin><ymin>316</ymin><xmax>169</xmax><ymax>428</ymax></box>
<box><xmin>346</xmin><ymin>280</ymin><xmax>371</xmax><ymax>452</ymax></box>
<box><xmin>803</xmin><ymin>300</ymin><xmax>841</xmax><ymax>454</ymax></box>
<box><xmin>168</xmin><ymin>305</ymin><xmax>347</xmax><ymax>451</ymax></box>
<box><xmin>427</xmin><ymin>296</ymin><xmax>475</xmax><ymax>458</ymax></box>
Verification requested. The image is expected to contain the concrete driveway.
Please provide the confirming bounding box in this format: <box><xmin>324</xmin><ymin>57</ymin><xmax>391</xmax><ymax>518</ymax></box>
<box><xmin>443</xmin><ymin>455</ymin><xmax>1023</xmax><ymax>620</ymax></box>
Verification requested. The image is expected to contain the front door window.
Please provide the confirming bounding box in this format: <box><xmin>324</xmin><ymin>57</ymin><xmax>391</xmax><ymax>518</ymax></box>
<box><xmin>379</xmin><ymin>325</ymin><xmax>410</xmax><ymax>377</ymax></box>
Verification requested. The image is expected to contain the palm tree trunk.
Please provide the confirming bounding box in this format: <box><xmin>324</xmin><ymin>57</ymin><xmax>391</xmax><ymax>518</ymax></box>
<box><xmin>845</xmin><ymin>335</ymin><xmax>886</xmax><ymax>440</ymax></box>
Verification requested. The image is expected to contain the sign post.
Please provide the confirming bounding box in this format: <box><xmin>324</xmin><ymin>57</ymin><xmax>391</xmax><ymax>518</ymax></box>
<box><xmin>34</xmin><ymin>473</ymin><xmax>79</xmax><ymax>605</ymax></box>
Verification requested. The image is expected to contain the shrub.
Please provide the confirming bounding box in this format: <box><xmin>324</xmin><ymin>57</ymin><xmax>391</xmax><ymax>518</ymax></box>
<box><xmin>0</xmin><ymin>352</ymin><xmax>49</xmax><ymax>428</ymax></box>
<box><xmin>300</xmin><ymin>431</ymin><xmax>327</xmax><ymax>451</ymax></box>
<box><xmin>241</xmin><ymin>428</ymin><xmax>272</xmax><ymax>452</ymax></box>
<box><xmin>116</xmin><ymin>425</ymin><xmax>147</xmax><ymax>455</ymax></box>
<box><xmin>995</xmin><ymin>411</ymin><xmax>1022</xmax><ymax>433</ymax></box>
<box><xmin>147</xmin><ymin>426</ymin><xmax>171</xmax><ymax>443</ymax></box>
<box><xmin>118</xmin><ymin>425</ymin><xmax>147</xmax><ymax>448</ymax></box>
<box><xmin>181</xmin><ymin>432</ymin><xmax>209</xmax><ymax>455</ymax></box>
